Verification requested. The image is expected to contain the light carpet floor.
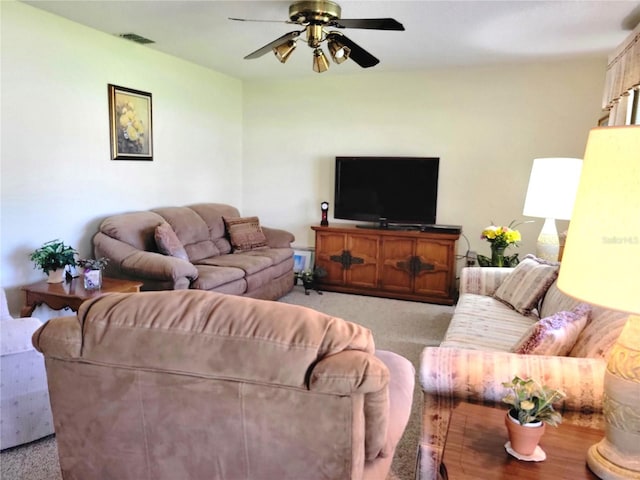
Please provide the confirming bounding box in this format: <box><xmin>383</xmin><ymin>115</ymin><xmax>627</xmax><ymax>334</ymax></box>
<box><xmin>0</xmin><ymin>288</ymin><xmax>453</xmax><ymax>480</ymax></box>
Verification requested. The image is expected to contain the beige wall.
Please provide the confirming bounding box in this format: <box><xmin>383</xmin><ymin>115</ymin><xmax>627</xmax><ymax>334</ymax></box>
<box><xmin>1</xmin><ymin>1</ymin><xmax>606</xmax><ymax>312</ymax></box>
<box><xmin>1</xmin><ymin>2</ymin><xmax>243</xmax><ymax>310</ymax></box>
<box><xmin>242</xmin><ymin>60</ymin><xmax>605</xmax><ymax>260</ymax></box>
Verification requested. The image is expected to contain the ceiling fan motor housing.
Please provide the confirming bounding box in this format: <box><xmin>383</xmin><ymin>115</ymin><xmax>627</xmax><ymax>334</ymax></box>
<box><xmin>289</xmin><ymin>1</ymin><xmax>341</xmax><ymax>24</ymax></box>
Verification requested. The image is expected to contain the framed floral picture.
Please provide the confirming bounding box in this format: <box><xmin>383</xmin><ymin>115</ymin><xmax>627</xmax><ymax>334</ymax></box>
<box><xmin>108</xmin><ymin>84</ymin><xmax>153</xmax><ymax>160</ymax></box>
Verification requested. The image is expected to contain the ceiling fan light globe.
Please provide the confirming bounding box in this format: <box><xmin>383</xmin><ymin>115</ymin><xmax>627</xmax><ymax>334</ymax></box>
<box><xmin>329</xmin><ymin>43</ymin><xmax>350</xmax><ymax>64</ymax></box>
<box><xmin>273</xmin><ymin>40</ymin><xmax>297</xmax><ymax>63</ymax></box>
<box><xmin>313</xmin><ymin>48</ymin><xmax>330</xmax><ymax>73</ymax></box>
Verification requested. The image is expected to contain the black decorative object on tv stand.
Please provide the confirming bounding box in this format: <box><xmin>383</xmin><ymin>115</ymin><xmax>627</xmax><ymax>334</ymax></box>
<box><xmin>355</xmin><ymin>220</ymin><xmax>462</xmax><ymax>234</ymax></box>
<box><xmin>320</xmin><ymin>201</ymin><xmax>329</xmax><ymax>226</ymax></box>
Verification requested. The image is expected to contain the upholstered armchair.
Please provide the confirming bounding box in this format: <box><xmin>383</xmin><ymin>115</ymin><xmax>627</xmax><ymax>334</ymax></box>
<box><xmin>33</xmin><ymin>290</ymin><xmax>414</xmax><ymax>479</ymax></box>
<box><xmin>0</xmin><ymin>288</ymin><xmax>54</xmax><ymax>449</ymax></box>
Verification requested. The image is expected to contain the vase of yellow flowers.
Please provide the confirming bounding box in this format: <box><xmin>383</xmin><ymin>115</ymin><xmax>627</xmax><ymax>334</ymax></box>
<box><xmin>479</xmin><ymin>221</ymin><xmax>522</xmax><ymax>267</ymax></box>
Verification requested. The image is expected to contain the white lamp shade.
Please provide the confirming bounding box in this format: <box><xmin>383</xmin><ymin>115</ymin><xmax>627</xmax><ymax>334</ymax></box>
<box><xmin>523</xmin><ymin>157</ymin><xmax>583</xmax><ymax>220</ymax></box>
<box><xmin>557</xmin><ymin>126</ymin><xmax>640</xmax><ymax>314</ymax></box>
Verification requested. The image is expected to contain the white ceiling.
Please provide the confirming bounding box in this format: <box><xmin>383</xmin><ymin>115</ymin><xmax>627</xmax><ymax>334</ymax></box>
<box><xmin>23</xmin><ymin>0</ymin><xmax>640</xmax><ymax>80</ymax></box>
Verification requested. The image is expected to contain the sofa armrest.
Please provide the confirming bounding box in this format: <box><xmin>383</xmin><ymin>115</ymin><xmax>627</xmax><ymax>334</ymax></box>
<box><xmin>94</xmin><ymin>232</ymin><xmax>198</xmax><ymax>287</ymax></box>
<box><xmin>261</xmin><ymin>226</ymin><xmax>295</xmax><ymax>248</ymax></box>
<box><xmin>420</xmin><ymin>347</ymin><xmax>605</xmax><ymax>413</ymax></box>
<box><xmin>309</xmin><ymin>350</ymin><xmax>390</xmax><ymax>461</ymax></box>
<box><xmin>416</xmin><ymin>347</ymin><xmax>606</xmax><ymax>480</ymax></box>
<box><xmin>460</xmin><ymin>267</ymin><xmax>514</xmax><ymax>296</ymax></box>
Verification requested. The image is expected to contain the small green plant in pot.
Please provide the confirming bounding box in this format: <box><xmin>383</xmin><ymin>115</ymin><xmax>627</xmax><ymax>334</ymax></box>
<box><xmin>77</xmin><ymin>257</ymin><xmax>109</xmax><ymax>290</ymax></box>
<box><xmin>29</xmin><ymin>239</ymin><xmax>77</xmax><ymax>283</ymax></box>
<box><xmin>502</xmin><ymin>375</ymin><xmax>566</xmax><ymax>457</ymax></box>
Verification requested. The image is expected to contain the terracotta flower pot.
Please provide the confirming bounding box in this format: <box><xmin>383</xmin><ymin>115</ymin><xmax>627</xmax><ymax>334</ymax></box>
<box><xmin>505</xmin><ymin>411</ymin><xmax>545</xmax><ymax>456</ymax></box>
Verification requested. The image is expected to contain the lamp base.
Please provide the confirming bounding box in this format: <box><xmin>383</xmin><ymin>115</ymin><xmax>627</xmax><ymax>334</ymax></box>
<box><xmin>587</xmin><ymin>442</ymin><xmax>640</xmax><ymax>479</ymax></box>
<box><xmin>586</xmin><ymin>314</ymin><xmax>640</xmax><ymax>479</ymax></box>
<box><xmin>535</xmin><ymin>218</ymin><xmax>559</xmax><ymax>262</ymax></box>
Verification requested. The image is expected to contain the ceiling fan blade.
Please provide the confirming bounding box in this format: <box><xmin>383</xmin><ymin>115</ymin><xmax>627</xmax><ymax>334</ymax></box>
<box><xmin>229</xmin><ymin>17</ymin><xmax>288</xmax><ymax>24</ymax></box>
<box><xmin>330</xmin><ymin>18</ymin><xmax>405</xmax><ymax>31</ymax></box>
<box><xmin>244</xmin><ymin>30</ymin><xmax>302</xmax><ymax>59</ymax></box>
<box><xmin>329</xmin><ymin>33</ymin><xmax>379</xmax><ymax>68</ymax></box>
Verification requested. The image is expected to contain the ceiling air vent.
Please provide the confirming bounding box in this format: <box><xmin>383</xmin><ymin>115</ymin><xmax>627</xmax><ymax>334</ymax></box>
<box><xmin>117</xmin><ymin>33</ymin><xmax>155</xmax><ymax>45</ymax></box>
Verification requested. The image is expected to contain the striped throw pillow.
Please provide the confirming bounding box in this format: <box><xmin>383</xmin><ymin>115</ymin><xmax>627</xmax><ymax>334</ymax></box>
<box><xmin>493</xmin><ymin>254</ymin><xmax>559</xmax><ymax>316</ymax></box>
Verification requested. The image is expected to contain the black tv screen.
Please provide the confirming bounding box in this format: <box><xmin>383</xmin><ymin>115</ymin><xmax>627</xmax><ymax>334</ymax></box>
<box><xmin>334</xmin><ymin>156</ymin><xmax>439</xmax><ymax>226</ymax></box>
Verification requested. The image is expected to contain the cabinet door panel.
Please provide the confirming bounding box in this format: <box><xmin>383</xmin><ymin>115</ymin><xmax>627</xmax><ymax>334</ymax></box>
<box><xmin>413</xmin><ymin>240</ymin><xmax>453</xmax><ymax>297</ymax></box>
<box><xmin>346</xmin><ymin>234</ymin><xmax>379</xmax><ymax>288</ymax></box>
<box><xmin>315</xmin><ymin>232</ymin><xmax>347</xmax><ymax>285</ymax></box>
<box><xmin>380</xmin><ymin>237</ymin><xmax>414</xmax><ymax>293</ymax></box>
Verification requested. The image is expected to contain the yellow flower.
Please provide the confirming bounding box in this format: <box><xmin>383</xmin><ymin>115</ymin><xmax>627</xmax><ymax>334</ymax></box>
<box><xmin>520</xmin><ymin>400</ymin><xmax>535</xmax><ymax>411</ymax></box>
<box><xmin>127</xmin><ymin>125</ymin><xmax>139</xmax><ymax>141</ymax></box>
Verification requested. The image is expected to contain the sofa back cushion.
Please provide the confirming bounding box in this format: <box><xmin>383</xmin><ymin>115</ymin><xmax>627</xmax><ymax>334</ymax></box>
<box><xmin>72</xmin><ymin>290</ymin><xmax>375</xmax><ymax>387</ymax></box>
<box><xmin>99</xmin><ymin>211</ymin><xmax>166</xmax><ymax>252</ymax></box>
<box><xmin>153</xmin><ymin>206</ymin><xmax>219</xmax><ymax>261</ymax></box>
<box><xmin>187</xmin><ymin>203</ymin><xmax>239</xmax><ymax>254</ymax></box>
<box><xmin>541</xmin><ymin>281</ymin><xmax>629</xmax><ymax>360</ymax></box>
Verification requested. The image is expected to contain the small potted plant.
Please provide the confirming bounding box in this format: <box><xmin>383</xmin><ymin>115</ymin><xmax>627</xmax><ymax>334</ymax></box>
<box><xmin>77</xmin><ymin>257</ymin><xmax>109</xmax><ymax>290</ymax></box>
<box><xmin>296</xmin><ymin>266</ymin><xmax>327</xmax><ymax>295</ymax></box>
<box><xmin>502</xmin><ymin>375</ymin><xmax>566</xmax><ymax>456</ymax></box>
<box><xmin>29</xmin><ymin>239</ymin><xmax>77</xmax><ymax>283</ymax></box>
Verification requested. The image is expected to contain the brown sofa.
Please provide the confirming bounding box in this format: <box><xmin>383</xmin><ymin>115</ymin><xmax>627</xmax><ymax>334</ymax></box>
<box><xmin>33</xmin><ymin>290</ymin><xmax>415</xmax><ymax>480</ymax></box>
<box><xmin>93</xmin><ymin>203</ymin><xmax>295</xmax><ymax>300</ymax></box>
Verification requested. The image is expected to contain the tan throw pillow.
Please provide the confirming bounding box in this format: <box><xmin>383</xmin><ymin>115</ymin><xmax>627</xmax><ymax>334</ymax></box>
<box><xmin>511</xmin><ymin>304</ymin><xmax>591</xmax><ymax>355</ymax></box>
<box><xmin>155</xmin><ymin>223</ymin><xmax>189</xmax><ymax>261</ymax></box>
<box><xmin>493</xmin><ymin>254</ymin><xmax>559</xmax><ymax>316</ymax></box>
<box><xmin>223</xmin><ymin>216</ymin><xmax>268</xmax><ymax>252</ymax></box>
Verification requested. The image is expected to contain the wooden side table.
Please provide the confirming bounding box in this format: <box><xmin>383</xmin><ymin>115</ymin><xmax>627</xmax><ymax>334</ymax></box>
<box><xmin>441</xmin><ymin>402</ymin><xmax>602</xmax><ymax>479</ymax></box>
<box><xmin>21</xmin><ymin>277</ymin><xmax>143</xmax><ymax>317</ymax></box>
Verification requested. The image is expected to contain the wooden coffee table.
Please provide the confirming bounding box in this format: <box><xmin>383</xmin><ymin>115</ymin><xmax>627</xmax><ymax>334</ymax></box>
<box><xmin>441</xmin><ymin>401</ymin><xmax>602</xmax><ymax>479</ymax></box>
<box><xmin>21</xmin><ymin>277</ymin><xmax>143</xmax><ymax>317</ymax></box>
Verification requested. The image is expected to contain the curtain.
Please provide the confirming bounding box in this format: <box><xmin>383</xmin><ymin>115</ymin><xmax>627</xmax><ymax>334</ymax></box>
<box><xmin>603</xmin><ymin>22</ymin><xmax>640</xmax><ymax>125</ymax></box>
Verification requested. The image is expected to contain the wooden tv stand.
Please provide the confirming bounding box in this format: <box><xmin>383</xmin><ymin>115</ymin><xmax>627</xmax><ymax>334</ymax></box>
<box><xmin>312</xmin><ymin>224</ymin><xmax>461</xmax><ymax>305</ymax></box>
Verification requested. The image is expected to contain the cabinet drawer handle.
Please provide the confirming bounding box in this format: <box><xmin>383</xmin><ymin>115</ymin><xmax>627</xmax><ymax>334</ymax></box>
<box><xmin>330</xmin><ymin>251</ymin><xmax>364</xmax><ymax>270</ymax></box>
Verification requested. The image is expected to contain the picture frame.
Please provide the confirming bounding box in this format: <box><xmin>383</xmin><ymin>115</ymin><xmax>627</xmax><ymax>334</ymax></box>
<box><xmin>293</xmin><ymin>249</ymin><xmax>313</xmax><ymax>273</ymax></box>
<box><xmin>598</xmin><ymin>113</ymin><xmax>609</xmax><ymax>127</ymax></box>
<box><xmin>108</xmin><ymin>84</ymin><xmax>153</xmax><ymax>161</ymax></box>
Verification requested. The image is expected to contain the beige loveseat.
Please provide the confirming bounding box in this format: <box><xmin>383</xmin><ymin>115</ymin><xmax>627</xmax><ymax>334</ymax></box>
<box><xmin>33</xmin><ymin>290</ymin><xmax>415</xmax><ymax>480</ymax></box>
<box><xmin>93</xmin><ymin>203</ymin><xmax>294</xmax><ymax>300</ymax></box>
<box><xmin>417</xmin><ymin>265</ymin><xmax>629</xmax><ymax>480</ymax></box>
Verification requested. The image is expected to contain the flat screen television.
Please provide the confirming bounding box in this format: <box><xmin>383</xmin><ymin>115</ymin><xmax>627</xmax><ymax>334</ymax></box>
<box><xmin>334</xmin><ymin>156</ymin><xmax>439</xmax><ymax>228</ymax></box>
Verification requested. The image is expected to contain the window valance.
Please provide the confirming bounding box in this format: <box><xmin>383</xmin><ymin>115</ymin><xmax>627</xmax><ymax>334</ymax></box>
<box><xmin>602</xmin><ymin>22</ymin><xmax>640</xmax><ymax>111</ymax></box>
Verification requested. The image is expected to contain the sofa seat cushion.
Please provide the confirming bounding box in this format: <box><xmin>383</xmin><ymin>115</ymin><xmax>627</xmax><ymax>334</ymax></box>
<box><xmin>441</xmin><ymin>294</ymin><xmax>537</xmax><ymax>351</ymax></box>
<box><xmin>242</xmin><ymin>247</ymin><xmax>294</xmax><ymax>265</ymax></box>
<box><xmin>191</xmin><ymin>265</ymin><xmax>245</xmax><ymax>290</ymax></box>
<box><xmin>200</xmin><ymin>253</ymin><xmax>274</xmax><ymax>276</ymax></box>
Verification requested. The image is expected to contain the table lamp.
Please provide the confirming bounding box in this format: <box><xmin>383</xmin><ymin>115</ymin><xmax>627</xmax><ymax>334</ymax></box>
<box><xmin>557</xmin><ymin>126</ymin><xmax>640</xmax><ymax>479</ymax></box>
<box><xmin>522</xmin><ymin>157</ymin><xmax>583</xmax><ymax>261</ymax></box>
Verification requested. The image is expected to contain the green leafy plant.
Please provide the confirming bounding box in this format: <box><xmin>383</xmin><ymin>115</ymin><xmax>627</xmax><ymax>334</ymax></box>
<box><xmin>502</xmin><ymin>375</ymin><xmax>566</xmax><ymax>426</ymax></box>
<box><xmin>77</xmin><ymin>257</ymin><xmax>109</xmax><ymax>271</ymax></box>
<box><xmin>29</xmin><ymin>239</ymin><xmax>77</xmax><ymax>275</ymax></box>
<box><xmin>295</xmin><ymin>266</ymin><xmax>327</xmax><ymax>284</ymax></box>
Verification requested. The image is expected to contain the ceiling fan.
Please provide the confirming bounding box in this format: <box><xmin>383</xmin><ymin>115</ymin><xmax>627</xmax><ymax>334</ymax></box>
<box><xmin>229</xmin><ymin>0</ymin><xmax>405</xmax><ymax>73</ymax></box>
